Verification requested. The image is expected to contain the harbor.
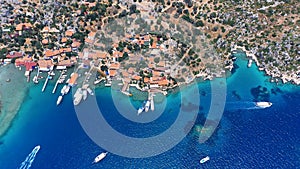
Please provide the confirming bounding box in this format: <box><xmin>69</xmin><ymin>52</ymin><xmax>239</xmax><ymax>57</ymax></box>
<box><xmin>137</xmin><ymin>91</ymin><xmax>156</xmax><ymax>115</ymax></box>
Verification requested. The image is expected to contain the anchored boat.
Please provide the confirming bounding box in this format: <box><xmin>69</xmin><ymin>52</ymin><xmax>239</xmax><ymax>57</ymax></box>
<box><xmin>200</xmin><ymin>156</ymin><xmax>210</xmax><ymax>164</ymax></box>
<box><xmin>145</xmin><ymin>100</ymin><xmax>150</xmax><ymax>112</ymax></box>
<box><xmin>93</xmin><ymin>152</ymin><xmax>108</xmax><ymax>164</ymax></box>
<box><xmin>56</xmin><ymin>95</ymin><xmax>63</xmax><ymax>105</ymax></box>
<box><xmin>73</xmin><ymin>88</ymin><xmax>83</xmax><ymax>105</ymax></box>
<box><xmin>255</xmin><ymin>102</ymin><xmax>272</xmax><ymax>108</ymax></box>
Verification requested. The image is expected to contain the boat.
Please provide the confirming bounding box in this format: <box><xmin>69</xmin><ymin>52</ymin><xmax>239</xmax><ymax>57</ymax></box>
<box><xmin>49</xmin><ymin>71</ymin><xmax>55</xmax><ymax>76</ymax></box>
<box><xmin>93</xmin><ymin>152</ymin><xmax>108</xmax><ymax>164</ymax></box>
<box><xmin>65</xmin><ymin>85</ymin><xmax>70</xmax><ymax>94</ymax></box>
<box><xmin>87</xmin><ymin>87</ymin><xmax>94</xmax><ymax>95</ymax></box>
<box><xmin>56</xmin><ymin>95</ymin><xmax>63</xmax><ymax>105</ymax></box>
<box><xmin>61</xmin><ymin>85</ymin><xmax>67</xmax><ymax>95</ymax></box>
<box><xmin>19</xmin><ymin>145</ymin><xmax>41</xmax><ymax>169</ymax></box>
<box><xmin>247</xmin><ymin>59</ymin><xmax>253</xmax><ymax>68</ymax></box>
<box><xmin>144</xmin><ymin>100</ymin><xmax>150</xmax><ymax>112</ymax></box>
<box><xmin>83</xmin><ymin>89</ymin><xmax>88</xmax><ymax>100</ymax></box>
<box><xmin>73</xmin><ymin>88</ymin><xmax>83</xmax><ymax>105</ymax></box>
<box><xmin>121</xmin><ymin>91</ymin><xmax>132</xmax><ymax>96</ymax></box>
<box><xmin>60</xmin><ymin>85</ymin><xmax>70</xmax><ymax>95</ymax></box>
<box><xmin>255</xmin><ymin>102</ymin><xmax>272</xmax><ymax>108</ymax></box>
<box><xmin>200</xmin><ymin>156</ymin><xmax>210</xmax><ymax>164</ymax></box>
<box><xmin>137</xmin><ymin>101</ymin><xmax>146</xmax><ymax>115</ymax></box>
<box><xmin>94</xmin><ymin>79</ymin><xmax>103</xmax><ymax>85</ymax></box>
<box><xmin>33</xmin><ymin>76</ymin><xmax>38</xmax><ymax>84</ymax></box>
<box><xmin>105</xmin><ymin>83</ymin><xmax>112</xmax><ymax>87</ymax></box>
<box><xmin>32</xmin><ymin>145</ymin><xmax>41</xmax><ymax>154</ymax></box>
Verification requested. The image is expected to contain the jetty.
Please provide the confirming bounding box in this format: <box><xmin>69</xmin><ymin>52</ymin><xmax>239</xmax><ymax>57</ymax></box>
<box><xmin>150</xmin><ymin>92</ymin><xmax>154</xmax><ymax>111</ymax></box>
<box><xmin>52</xmin><ymin>71</ymin><xmax>65</xmax><ymax>94</ymax></box>
<box><xmin>42</xmin><ymin>74</ymin><xmax>50</xmax><ymax>92</ymax></box>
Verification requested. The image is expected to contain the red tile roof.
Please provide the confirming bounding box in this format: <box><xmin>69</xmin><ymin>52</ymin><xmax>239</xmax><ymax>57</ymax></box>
<box><xmin>6</xmin><ymin>51</ymin><xmax>23</xmax><ymax>58</ymax></box>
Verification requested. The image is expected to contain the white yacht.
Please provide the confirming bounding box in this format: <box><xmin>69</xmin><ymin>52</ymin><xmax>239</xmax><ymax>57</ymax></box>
<box><xmin>56</xmin><ymin>95</ymin><xmax>63</xmax><ymax>105</ymax></box>
<box><xmin>83</xmin><ymin>89</ymin><xmax>88</xmax><ymax>100</ymax></box>
<box><xmin>93</xmin><ymin>152</ymin><xmax>108</xmax><ymax>164</ymax></box>
<box><xmin>145</xmin><ymin>100</ymin><xmax>150</xmax><ymax>112</ymax></box>
<box><xmin>255</xmin><ymin>102</ymin><xmax>272</xmax><ymax>108</ymax></box>
<box><xmin>61</xmin><ymin>85</ymin><xmax>67</xmax><ymax>95</ymax></box>
<box><xmin>73</xmin><ymin>88</ymin><xmax>83</xmax><ymax>105</ymax></box>
<box><xmin>200</xmin><ymin>156</ymin><xmax>210</xmax><ymax>164</ymax></box>
<box><xmin>65</xmin><ymin>85</ymin><xmax>70</xmax><ymax>94</ymax></box>
<box><xmin>87</xmin><ymin>87</ymin><xmax>94</xmax><ymax>95</ymax></box>
<box><xmin>137</xmin><ymin>101</ymin><xmax>146</xmax><ymax>115</ymax></box>
<box><xmin>247</xmin><ymin>59</ymin><xmax>253</xmax><ymax>68</ymax></box>
<box><xmin>137</xmin><ymin>107</ymin><xmax>144</xmax><ymax>115</ymax></box>
<box><xmin>19</xmin><ymin>145</ymin><xmax>41</xmax><ymax>169</ymax></box>
<box><xmin>33</xmin><ymin>76</ymin><xmax>38</xmax><ymax>84</ymax></box>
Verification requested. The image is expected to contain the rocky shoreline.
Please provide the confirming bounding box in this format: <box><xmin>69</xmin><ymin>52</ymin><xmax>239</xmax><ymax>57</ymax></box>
<box><xmin>231</xmin><ymin>46</ymin><xmax>300</xmax><ymax>85</ymax></box>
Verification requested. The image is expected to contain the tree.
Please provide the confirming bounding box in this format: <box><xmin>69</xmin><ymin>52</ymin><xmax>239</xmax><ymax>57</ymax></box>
<box><xmin>154</xmin><ymin>57</ymin><xmax>160</xmax><ymax>63</ymax></box>
<box><xmin>130</xmin><ymin>4</ymin><xmax>137</xmax><ymax>14</ymax></box>
<box><xmin>194</xmin><ymin>20</ymin><xmax>204</xmax><ymax>27</ymax></box>
<box><xmin>0</xmin><ymin>48</ymin><xmax>8</xmax><ymax>59</ymax></box>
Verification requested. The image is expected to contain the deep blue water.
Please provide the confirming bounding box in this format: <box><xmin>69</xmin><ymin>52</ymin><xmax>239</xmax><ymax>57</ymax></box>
<box><xmin>0</xmin><ymin>53</ymin><xmax>299</xmax><ymax>168</ymax></box>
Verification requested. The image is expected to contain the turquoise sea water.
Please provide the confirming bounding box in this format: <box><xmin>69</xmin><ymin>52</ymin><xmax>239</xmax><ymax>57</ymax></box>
<box><xmin>0</xmin><ymin>52</ymin><xmax>299</xmax><ymax>168</ymax></box>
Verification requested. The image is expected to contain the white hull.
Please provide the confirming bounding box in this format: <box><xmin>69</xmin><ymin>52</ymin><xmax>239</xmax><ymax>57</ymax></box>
<box><xmin>247</xmin><ymin>59</ymin><xmax>252</xmax><ymax>68</ymax></box>
<box><xmin>56</xmin><ymin>96</ymin><xmax>63</xmax><ymax>105</ymax></box>
<box><xmin>61</xmin><ymin>85</ymin><xmax>67</xmax><ymax>95</ymax></box>
<box><xmin>145</xmin><ymin>100</ymin><xmax>150</xmax><ymax>112</ymax></box>
<box><xmin>93</xmin><ymin>152</ymin><xmax>107</xmax><ymax>163</ymax></box>
<box><xmin>87</xmin><ymin>88</ymin><xmax>94</xmax><ymax>95</ymax></box>
<box><xmin>33</xmin><ymin>76</ymin><xmax>38</xmax><ymax>84</ymax></box>
<box><xmin>65</xmin><ymin>85</ymin><xmax>70</xmax><ymax>94</ymax></box>
<box><xmin>137</xmin><ymin>108</ymin><xmax>144</xmax><ymax>115</ymax></box>
<box><xmin>73</xmin><ymin>88</ymin><xmax>83</xmax><ymax>105</ymax></box>
<box><xmin>200</xmin><ymin>156</ymin><xmax>210</xmax><ymax>164</ymax></box>
<box><xmin>255</xmin><ymin>102</ymin><xmax>272</xmax><ymax>108</ymax></box>
<box><xmin>83</xmin><ymin>90</ymin><xmax>88</xmax><ymax>100</ymax></box>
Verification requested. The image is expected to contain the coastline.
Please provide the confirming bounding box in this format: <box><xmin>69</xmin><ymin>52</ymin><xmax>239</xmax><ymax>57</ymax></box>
<box><xmin>0</xmin><ymin>64</ymin><xmax>31</xmax><ymax>137</ymax></box>
<box><xmin>0</xmin><ymin>48</ymin><xmax>299</xmax><ymax>139</ymax></box>
<box><xmin>231</xmin><ymin>45</ymin><xmax>300</xmax><ymax>85</ymax></box>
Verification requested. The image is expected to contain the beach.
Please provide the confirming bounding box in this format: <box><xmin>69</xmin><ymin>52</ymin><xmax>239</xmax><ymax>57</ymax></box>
<box><xmin>0</xmin><ymin>64</ymin><xmax>31</xmax><ymax>137</ymax></box>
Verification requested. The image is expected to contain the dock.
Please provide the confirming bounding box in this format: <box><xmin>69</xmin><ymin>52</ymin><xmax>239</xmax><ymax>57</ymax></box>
<box><xmin>52</xmin><ymin>71</ymin><xmax>65</xmax><ymax>94</ymax></box>
<box><xmin>42</xmin><ymin>74</ymin><xmax>50</xmax><ymax>92</ymax></box>
<box><xmin>150</xmin><ymin>92</ymin><xmax>154</xmax><ymax>111</ymax></box>
<box><xmin>33</xmin><ymin>68</ymin><xmax>40</xmax><ymax>83</ymax></box>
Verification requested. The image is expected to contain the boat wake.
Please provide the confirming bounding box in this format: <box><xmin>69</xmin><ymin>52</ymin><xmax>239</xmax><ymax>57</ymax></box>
<box><xmin>19</xmin><ymin>145</ymin><xmax>40</xmax><ymax>169</ymax></box>
<box><xmin>226</xmin><ymin>101</ymin><xmax>264</xmax><ymax>110</ymax></box>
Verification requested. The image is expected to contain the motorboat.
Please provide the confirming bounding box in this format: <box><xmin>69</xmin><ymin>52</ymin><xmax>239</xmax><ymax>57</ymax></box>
<box><xmin>255</xmin><ymin>102</ymin><xmax>272</xmax><ymax>108</ymax></box>
<box><xmin>144</xmin><ymin>100</ymin><xmax>150</xmax><ymax>112</ymax></box>
<box><xmin>93</xmin><ymin>152</ymin><xmax>108</xmax><ymax>163</ymax></box>
<box><xmin>200</xmin><ymin>156</ymin><xmax>210</xmax><ymax>164</ymax></box>
<box><xmin>56</xmin><ymin>95</ymin><xmax>63</xmax><ymax>105</ymax></box>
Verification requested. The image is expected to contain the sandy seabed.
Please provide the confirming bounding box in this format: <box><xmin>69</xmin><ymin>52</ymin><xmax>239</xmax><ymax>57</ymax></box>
<box><xmin>0</xmin><ymin>64</ymin><xmax>31</xmax><ymax>137</ymax></box>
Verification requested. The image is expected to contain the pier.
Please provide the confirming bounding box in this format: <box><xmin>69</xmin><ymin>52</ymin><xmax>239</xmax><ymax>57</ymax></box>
<box><xmin>42</xmin><ymin>74</ymin><xmax>50</xmax><ymax>92</ymax></box>
<box><xmin>150</xmin><ymin>92</ymin><xmax>154</xmax><ymax>111</ymax></box>
<box><xmin>52</xmin><ymin>71</ymin><xmax>65</xmax><ymax>94</ymax></box>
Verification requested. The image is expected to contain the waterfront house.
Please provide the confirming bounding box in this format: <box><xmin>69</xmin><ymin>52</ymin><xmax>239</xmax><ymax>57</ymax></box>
<box><xmin>38</xmin><ymin>59</ymin><xmax>54</xmax><ymax>71</ymax></box>
<box><xmin>65</xmin><ymin>30</ymin><xmax>74</xmax><ymax>37</ymax></box>
<box><xmin>6</xmin><ymin>51</ymin><xmax>23</xmax><ymax>58</ymax></box>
